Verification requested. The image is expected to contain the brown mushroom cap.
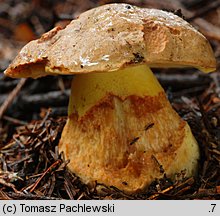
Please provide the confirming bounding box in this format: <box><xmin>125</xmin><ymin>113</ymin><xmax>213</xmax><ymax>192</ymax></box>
<box><xmin>4</xmin><ymin>3</ymin><xmax>216</xmax><ymax>78</ymax></box>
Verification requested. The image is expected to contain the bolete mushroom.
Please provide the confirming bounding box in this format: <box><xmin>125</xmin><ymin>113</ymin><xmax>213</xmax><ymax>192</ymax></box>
<box><xmin>4</xmin><ymin>4</ymin><xmax>216</xmax><ymax>193</ymax></box>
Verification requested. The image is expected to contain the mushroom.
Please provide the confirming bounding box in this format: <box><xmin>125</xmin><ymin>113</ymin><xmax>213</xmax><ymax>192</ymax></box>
<box><xmin>4</xmin><ymin>4</ymin><xmax>216</xmax><ymax>193</ymax></box>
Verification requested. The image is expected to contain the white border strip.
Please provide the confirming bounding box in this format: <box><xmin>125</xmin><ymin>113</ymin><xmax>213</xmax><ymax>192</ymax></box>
<box><xmin>0</xmin><ymin>200</ymin><xmax>219</xmax><ymax>216</ymax></box>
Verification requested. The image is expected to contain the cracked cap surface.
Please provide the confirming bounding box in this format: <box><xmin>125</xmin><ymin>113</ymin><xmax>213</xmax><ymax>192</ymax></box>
<box><xmin>4</xmin><ymin>3</ymin><xmax>216</xmax><ymax>78</ymax></box>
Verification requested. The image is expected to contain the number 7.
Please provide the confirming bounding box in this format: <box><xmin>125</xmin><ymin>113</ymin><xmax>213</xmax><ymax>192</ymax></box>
<box><xmin>211</xmin><ymin>204</ymin><xmax>216</xmax><ymax>212</ymax></box>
